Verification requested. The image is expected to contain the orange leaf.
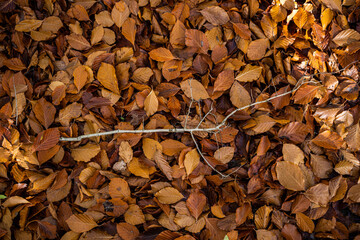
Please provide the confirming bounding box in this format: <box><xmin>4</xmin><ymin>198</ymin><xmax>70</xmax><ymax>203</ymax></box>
<box><xmin>312</xmin><ymin>130</ymin><xmax>344</xmax><ymax>150</ymax></box>
<box><xmin>149</xmin><ymin>47</ymin><xmax>175</xmax><ymax>62</ymax></box>
<box><xmin>186</xmin><ymin>190</ymin><xmax>206</xmax><ymax>220</ymax></box>
<box><xmin>213</xmin><ymin>70</ymin><xmax>234</xmax><ymax>92</ymax></box>
<box><xmin>97</xmin><ymin>62</ymin><xmax>120</xmax><ymax>94</ymax></box>
<box><xmin>122</xmin><ymin>18</ymin><xmax>136</xmax><ymax>45</ymax></box>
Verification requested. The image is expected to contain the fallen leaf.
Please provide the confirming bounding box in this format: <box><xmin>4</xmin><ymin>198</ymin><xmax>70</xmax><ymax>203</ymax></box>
<box><xmin>112</xmin><ymin>1</ymin><xmax>130</xmax><ymax>28</ymax></box>
<box><xmin>155</xmin><ymin>187</ymin><xmax>184</xmax><ymax>204</ymax></box>
<box><xmin>97</xmin><ymin>63</ymin><xmax>120</xmax><ymax>94</ymax></box>
<box><xmin>276</xmin><ymin>161</ymin><xmax>305</xmax><ymax>191</ymax></box>
<box><xmin>214</xmin><ymin>147</ymin><xmax>234</xmax><ymax>164</ymax></box>
<box><xmin>186</xmin><ymin>190</ymin><xmax>206</xmax><ymax>220</ymax></box>
<box><xmin>144</xmin><ymin>90</ymin><xmax>158</xmax><ymax>116</ymax></box>
<box><xmin>71</xmin><ymin>143</ymin><xmax>101</xmax><ymax>162</ymax></box>
<box><xmin>149</xmin><ymin>47</ymin><xmax>175</xmax><ymax>62</ymax></box>
<box><xmin>200</xmin><ymin>6</ymin><xmax>230</xmax><ymax>26</ymax></box>
<box><xmin>65</xmin><ymin>214</ymin><xmax>98</xmax><ymax>233</ymax></box>
<box><xmin>180</xmin><ymin>79</ymin><xmax>210</xmax><ymax>101</ymax></box>
<box><xmin>184</xmin><ymin>149</ymin><xmax>200</xmax><ymax>176</ymax></box>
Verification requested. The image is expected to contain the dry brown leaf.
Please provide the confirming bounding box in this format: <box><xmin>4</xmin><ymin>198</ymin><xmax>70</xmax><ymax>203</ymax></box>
<box><xmin>122</xmin><ymin>18</ymin><xmax>136</xmax><ymax>45</ymax></box>
<box><xmin>304</xmin><ymin>183</ymin><xmax>330</xmax><ymax>206</ymax></box>
<box><xmin>254</xmin><ymin>205</ymin><xmax>272</xmax><ymax>229</ymax></box>
<box><xmin>97</xmin><ymin>63</ymin><xmax>120</xmax><ymax>94</ymax></box>
<box><xmin>184</xmin><ymin>148</ymin><xmax>200</xmax><ymax>176</ymax></box>
<box><xmin>213</xmin><ymin>70</ymin><xmax>234</xmax><ymax>92</ymax></box>
<box><xmin>112</xmin><ymin>1</ymin><xmax>130</xmax><ymax>28</ymax></box>
<box><xmin>282</xmin><ymin>144</ymin><xmax>304</xmax><ymax>165</ymax></box>
<box><xmin>142</xmin><ymin>138</ymin><xmax>162</xmax><ymax>160</ymax></box>
<box><xmin>33</xmin><ymin>98</ymin><xmax>56</xmax><ymax>129</ymax></box>
<box><xmin>132</xmin><ymin>67</ymin><xmax>153</xmax><ymax>83</ymax></box>
<box><xmin>2</xmin><ymin>196</ymin><xmax>30</xmax><ymax>208</ymax></box>
<box><xmin>296</xmin><ymin>213</ymin><xmax>314</xmax><ymax>233</ymax></box>
<box><xmin>58</xmin><ymin>102</ymin><xmax>82</xmax><ymax>126</ymax></box>
<box><xmin>214</xmin><ymin>147</ymin><xmax>234</xmax><ymax>164</ymax></box>
<box><xmin>185</xmin><ymin>29</ymin><xmax>209</xmax><ymax>54</ymax></box>
<box><xmin>119</xmin><ymin>141</ymin><xmax>133</xmax><ymax>163</ymax></box>
<box><xmin>144</xmin><ymin>90</ymin><xmax>159</xmax><ymax>116</ymax></box>
<box><xmin>247</xmin><ymin>39</ymin><xmax>269</xmax><ymax>61</ymax></box>
<box><xmin>170</xmin><ymin>20</ymin><xmax>186</xmax><ymax>48</ymax></box>
<box><xmin>235</xmin><ymin>64</ymin><xmax>262</xmax><ymax>82</ymax></box>
<box><xmin>230</xmin><ymin>81</ymin><xmax>251</xmax><ymax>109</ymax></box>
<box><xmin>276</xmin><ymin>161</ymin><xmax>305</xmax><ymax>191</ymax></box>
<box><xmin>90</xmin><ymin>25</ymin><xmax>104</xmax><ymax>45</ymax></box>
<box><xmin>65</xmin><ymin>214</ymin><xmax>98</xmax><ymax>233</ymax></box>
<box><xmin>180</xmin><ymin>79</ymin><xmax>209</xmax><ymax>101</ymax></box>
<box><xmin>71</xmin><ymin>143</ymin><xmax>101</xmax><ymax>162</ymax></box>
<box><xmin>312</xmin><ymin>130</ymin><xmax>344</xmax><ymax>150</ymax></box>
<box><xmin>200</xmin><ymin>6</ymin><xmax>230</xmax><ymax>26</ymax></box>
<box><xmin>149</xmin><ymin>47</ymin><xmax>175</xmax><ymax>62</ymax></box>
<box><xmin>154</xmin><ymin>149</ymin><xmax>173</xmax><ymax>180</ymax></box>
<box><xmin>73</xmin><ymin>65</ymin><xmax>93</xmax><ymax>91</ymax></box>
<box><xmin>116</xmin><ymin>223</ymin><xmax>139</xmax><ymax>240</ymax></box>
<box><xmin>347</xmin><ymin>184</ymin><xmax>360</xmax><ymax>202</ymax></box>
<box><xmin>127</xmin><ymin>157</ymin><xmax>156</xmax><ymax>178</ymax></box>
<box><xmin>109</xmin><ymin>177</ymin><xmax>131</xmax><ymax>200</ymax></box>
<box><xmin>186</xmin><ymin>190</ymin><xmax>206</xmax><ymax>220</ymax></box>
<box><xmin>161</xmin><ymin>139</ymin><xmax>187</xmax><ymax>156</ymax></box>
<box><xmin>33</xmin><ymin>128</ymin><xmax>60</xmax><ymax>152</ymax></box>
<box><xmin>15</xmin><ymin>19</ymin><xmax>42</xmax><ymax>32</ymax></box>
<box><xmin>155</xmin><ymin>187</ymin><xmax>184</xmax><ymax>204</ymax></box>
<box><xmin>66</xmin><ymin>33</ymin><xmax>91</xmax><ymax>51</ymax></box>
<box><xmin>261</xmin><ymin>15</ymin><xmax>277</xmax><ymax>41</ymax></box>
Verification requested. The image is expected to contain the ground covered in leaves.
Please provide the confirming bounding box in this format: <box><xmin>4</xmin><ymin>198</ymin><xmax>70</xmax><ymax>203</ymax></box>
<box><xmin>0</xmin><ymin>0</ymin><xmax>360</xmax><ymax>239</ymax></box>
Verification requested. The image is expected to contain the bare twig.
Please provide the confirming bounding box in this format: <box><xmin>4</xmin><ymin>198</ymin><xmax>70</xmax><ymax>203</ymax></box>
<box><xmin>59</xmin><ymin>61</ymin><xmax>359</xmax><ymax>178</ymax></box>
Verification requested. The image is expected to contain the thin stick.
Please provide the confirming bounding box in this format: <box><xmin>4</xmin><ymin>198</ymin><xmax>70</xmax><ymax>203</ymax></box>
<box><xmin>59</xmin><ymin>62</ymin><xmax>359</xmax><ymax>178</ymax></box>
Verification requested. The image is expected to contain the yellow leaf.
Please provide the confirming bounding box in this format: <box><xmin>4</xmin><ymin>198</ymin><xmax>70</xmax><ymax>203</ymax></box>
<box><xmin>321</xmin><ymin>8</ymin><xmax>333</xmax><ymax>30</ymax></box>
<box><xmin>97</xmin><ymin>62</ymin><xmax>120</xmax><ymax>94</ymax></box>
<box><xmin>184</xmin><ymin>149</ymin><xmax>200</xmax><ymax>176</ymax></box>
<box><xmin>71</xmin><ymin>143</ymin><xmax>101</xmax><ymax>162</ymax></box>
<box><xmin>155</xmin><ymin>187</ymin><xmax>184</xmax><ymax>204</ymax></box>
<box><xmin>144</xmin><ymin>90</ymin><xmax>159</xmax><ymax>116</ymax></box>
